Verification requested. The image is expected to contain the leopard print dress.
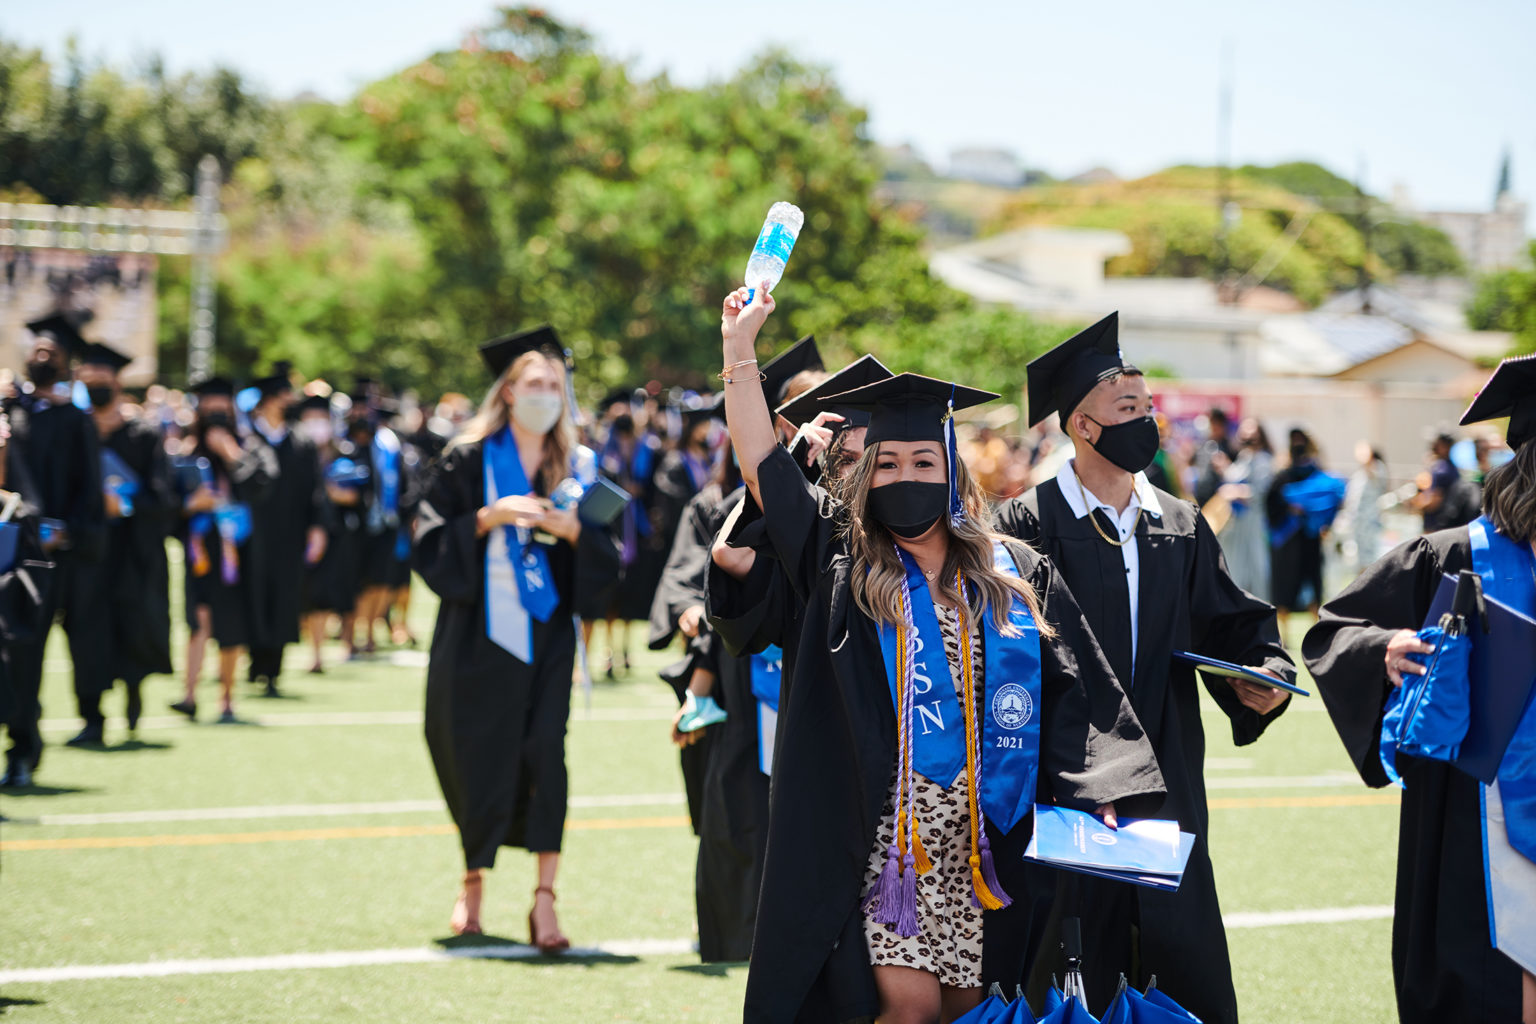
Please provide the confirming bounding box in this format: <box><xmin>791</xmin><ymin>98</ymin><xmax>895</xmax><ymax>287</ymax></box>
<box><xmin>862</xmin><ymin>603</ymin><xmax>985</xmax><ymax>988</ymax></box>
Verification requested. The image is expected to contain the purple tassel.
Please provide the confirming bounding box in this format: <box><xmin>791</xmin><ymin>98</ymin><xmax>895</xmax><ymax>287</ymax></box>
<box><xmin>894</xmin><ymin>853</ymin><xmax>920</xmax><ymax>937</ymax></box>
<box><xmin>863</xmin><ymin>843</ymin><xmax>904</xmax><ymax>923</ymax></box>
<box><xmin>977</xmin><ymin>831</ymin><xmax>1012</xmax><ymax>910</ymax></box>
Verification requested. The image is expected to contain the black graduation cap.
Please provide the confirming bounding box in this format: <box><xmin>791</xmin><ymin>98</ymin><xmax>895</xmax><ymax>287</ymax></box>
<box><xmin>776</xmin><ymin>354</ymin><xmax>893</xmax><ymax>430</ymax></box>
<box><xmin>479</xmin><ymin>324</ymin><xmax>571</xmax><ymax>378</ymax></box>
<box><xmin>252</xmin><ymin>363</ymin><xmax>295</xmax><ymax>400</ymax></box>
<box><xmin>678</xmin><ymin>393</ymin><xmax>724</xmax><ymax>432</ymax></box>
<box><xmin>826</xmin><ymin>372</ymin><xmax>999</xmax><ymax>446</ymax></box>
<box><xmin>79</xmin><ymin>341</ymin><xmax>133</xmax><ymax>372</ymax></box>
<box><xmin>601</xmin><ymin>386</ymin><xmax>639</xmax><ymax>410</ymax></box>
<box><xmin>1460</xmin><ymin>354</ymin><xmax>1536</xmax><ymax>449</ymax></box>
<box><xmin>761</xmin><ymin>335</ymin><xmax>824</xmax><ymax>407</ymax></box>
<box><xmin>25</xmin><ymin>312</ymin><xmax>90</xmax><ymax>356</ymax></box>
<box><xmin>296</xmin><ymin>393</ymin><xmax>331</xmax><ymax>416</ymax></box>
<box><xmin>191</xmin><ymin>376</ymin><xmax>236</xmax><ymax>398</ymax></box>
<box><xmin>1024</xmin><ymin>312</ymin><xmax>1137</xmax><ymax>427</ymax></box>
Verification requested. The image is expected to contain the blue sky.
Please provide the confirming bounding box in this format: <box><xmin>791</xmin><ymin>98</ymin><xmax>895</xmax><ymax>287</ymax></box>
<box><xmin>5</xmin><ymin>0</ymin><xmax>1533</xmax><ymax>215</ymax></box>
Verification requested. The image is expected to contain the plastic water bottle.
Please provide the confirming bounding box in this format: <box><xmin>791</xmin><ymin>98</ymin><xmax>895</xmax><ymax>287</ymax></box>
<box><xmin>551</xmin><ymin>477</ymin><xmax>585</xmax><ymax>511</ymax></box>
<box><xmin>743</xmin><ymin>202</ymin><xmax>804</xmax><ymax>306</ymax></box>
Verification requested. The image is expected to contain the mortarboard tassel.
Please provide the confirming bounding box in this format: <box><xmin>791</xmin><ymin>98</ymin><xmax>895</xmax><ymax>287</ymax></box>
<box><xmin>909</xmin><ymin>809</ymin><xmax>933</xmax><ymax>876</ymax></box>
<box><xmin>944</xmin><ymin>386</ymin><xmax>965</xmax><ymax>526</ymax></box>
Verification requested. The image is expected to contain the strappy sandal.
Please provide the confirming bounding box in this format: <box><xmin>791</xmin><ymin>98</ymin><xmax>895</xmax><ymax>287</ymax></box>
<box><xmin>450</xmin><ymin>871</ymin><xmax>484</xmax><ymax>936</ymax></box>
<box><xmin>528</xmin><ymin>885</ymin><xmax>570</xmax><ymax>954</ymax></box>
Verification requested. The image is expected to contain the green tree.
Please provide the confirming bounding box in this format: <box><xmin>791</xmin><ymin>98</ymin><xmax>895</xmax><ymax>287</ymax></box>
<box><xmin>1465</xmin><ymin>243</ymin><xmax>1536</xmax><ymax>353</ymax></box>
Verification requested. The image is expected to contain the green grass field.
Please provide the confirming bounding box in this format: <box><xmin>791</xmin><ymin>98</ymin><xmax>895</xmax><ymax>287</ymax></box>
<box><xmin>0</xmin><ymin>581</ymin><xmax>1401</xmax><ymax>1023</ymax></box>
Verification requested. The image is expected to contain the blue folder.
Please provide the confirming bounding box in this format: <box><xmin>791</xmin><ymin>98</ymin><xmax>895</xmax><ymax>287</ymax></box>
<box><xmin>1024</xmin><ymin>806</ymin><xmax>1195</xmax><ymax>892</ymax></box>
<box><xmin>1173</xmin><ymin>650</ymin><xmax>1310</xmax><ymax>697</ymax></box>
<box><xmin>1424</xmin><ymin>572</ymin><xmax>1536</xmax><ymax>784</ymax></box>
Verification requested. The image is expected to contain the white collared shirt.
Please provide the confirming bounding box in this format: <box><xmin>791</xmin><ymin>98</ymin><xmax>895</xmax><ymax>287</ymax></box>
<box><xmin>1054</xmin><ymin>460</ymin><xmax>1164</xmax><ymax>677</ymax></box>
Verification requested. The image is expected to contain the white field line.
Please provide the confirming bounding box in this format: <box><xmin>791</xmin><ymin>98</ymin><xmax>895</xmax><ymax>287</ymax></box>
<box><xmin>1204</xmin><ymin>772</ymin><xmax>1363</xmax><ymax>790</ymax></box>
<box><xmin>1225</xmin><ymin>905</ymin><xmax>1393</xmax><ymax>928</ymax></box>
<box><xmin>19</xmin><ymin>793</ymin><xmax>685</xmax><ymax>827</ymax></box>
<box><xmin>0</xmin><ymin>908</ymin><xmax>1394</xmax><ymax>985</ymax></box>
<box><xmin>0</xmin><ymin>938</ymin><xmax>699</xmax><ymax>985</ymax></box>
<box><xmin>38</xmin><ymin>707</ymin><xmax>673</xmax><ymax>732</ymax></box>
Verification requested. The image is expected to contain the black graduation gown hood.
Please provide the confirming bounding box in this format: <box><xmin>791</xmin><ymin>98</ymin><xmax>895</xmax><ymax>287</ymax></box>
<box><xmin>1301</xmin><ymin>527</ymin><xmax>1523</xmax><ymax>1023</ymax></box>
<box><xmin>995</xmin><ymin>476</ymin><xmax>1295</xmax><ymax>1024</ymax></box>
<box><xmin>744</xmin><ymin>448</ymin><xmax>1164</xmax><ymax>1024</ymax></box>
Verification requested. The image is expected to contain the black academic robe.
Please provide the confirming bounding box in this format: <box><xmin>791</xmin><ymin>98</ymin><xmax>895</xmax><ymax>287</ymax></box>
<box><xmin>304</xmin><ymin>443</ymin><xmax>362</xmax><ymax>616</ymax></box>
<box><xmin>745</xmin><ymin>448</ymin><xmax>1165</xmax><ymax>1024</ymax></box>
<box><xmin>1266</xmin><ymin>461</ymin><xmax>1326</xmax><ymax>610</ymax></box>
<box><xmin>648</xmin><ymin>483</ymin><xmax>771</xmax><ymax>963</ymax></box>
<box><xmin>180</xmin><ymin>438</ymin><xmax>278</xmax><ymax>648</ymax></box>
<box><xmin>622</xmin><ymin>448</ymin><xmax>699</xmax><ymax>621</ymax></box>
<box><xmin>0</xmin><ymin>434</ymin><xmax>51</xmax><ymax>743</ymax></box>
<box><xmin>1301</xmin><ymin>528</ymin><xmax>1523</xmax><ymax>1023</ymax></box>
<box><xmin>415</xmin><ymin>439</ymin><xmax>608</xmax><ymax>869</ymax></box>
<box><xmin>71</xmin><ymin>417</ymin><xmax>175</xmax><ymax>700</ymax></box>
<box><xmin>2</xmin><ymin>393</ymin><xmax>103</xmax><ymax>768</ymax></box>
<box><xmin>250</xmin><ymin>430</ymin><xmax>330</xmax><ymax>654</ymax></box>
<box><xmin>995</xmin><ymin>477</ymin><xmax>1294</xmax><ymax>1024</ymax></box>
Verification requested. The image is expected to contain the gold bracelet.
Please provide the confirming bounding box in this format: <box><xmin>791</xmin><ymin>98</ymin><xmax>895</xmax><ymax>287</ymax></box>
<box><xmin>720</xmin><ymin>358</ymin><xmax>758</xmax><ymax>374</ymax></box>
<box><xmin>720</xmin><ymin>370</ymin><xmax>767</xmax><ymax>385</ymax></box>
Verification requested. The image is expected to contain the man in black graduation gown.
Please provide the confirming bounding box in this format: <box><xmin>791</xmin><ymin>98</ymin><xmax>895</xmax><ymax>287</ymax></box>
<box><xmin>1</xmin><ymin>407</ymin><xmax>53</xmax><ymax>787</ymax></box>
<box><xmin>68</xmin><ymin>342</ymin><xmax>175</xmax><ymax>741</ymax></box>
<box><xmin>2</xmin><ymin>314</ymin><xmax>105</xmax><ymax>783</ymax></box>
<box><xmin>993</xmin><ymin>313</ymin><xmax>1296</xmax><ymax>1024</ymax></box>
<box><xmin>247</xmin><ymin>368</ymin><xmax>329</xmax><ymax>697</ymax></box>
<box><xmin>1300</xmin><ymin>356</ymin><xmax>1535</xmax><ymax>1024</ymax></box>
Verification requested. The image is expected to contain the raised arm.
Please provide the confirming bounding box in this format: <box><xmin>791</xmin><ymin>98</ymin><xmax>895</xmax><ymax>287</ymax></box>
<box><xmin>720</xmin><ymin>283</ymin><xmax>778</xmax><ymax>509</ymax></box>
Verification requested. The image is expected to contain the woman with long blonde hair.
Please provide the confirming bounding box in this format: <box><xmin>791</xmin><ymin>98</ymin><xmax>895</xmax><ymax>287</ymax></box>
<box><xmin>415</xmin><ymin>325</ymin><xmax>595</xmax><ymax>951</ymax></box>
<box><xmin>719</xmin><ymin>285</ymin><xmax>1165</xmax><ymax>1024</ymax></box>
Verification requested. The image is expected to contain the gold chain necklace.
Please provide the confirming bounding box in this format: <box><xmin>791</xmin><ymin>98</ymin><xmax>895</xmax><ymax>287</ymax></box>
<box><xmin>1072</xmin><ymin>465</ymin><xmax>1141</xmax><ymax>548</ymax></box>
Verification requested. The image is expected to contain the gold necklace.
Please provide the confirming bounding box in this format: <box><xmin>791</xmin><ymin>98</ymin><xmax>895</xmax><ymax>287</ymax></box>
<box><xmin>1072</xmin><ymin>465</ymin><xmax>1141</xmax><ymax>548</ymax></box>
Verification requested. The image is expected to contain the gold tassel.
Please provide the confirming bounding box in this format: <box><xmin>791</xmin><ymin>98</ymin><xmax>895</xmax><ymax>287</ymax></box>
<box><xmin>968</xmin><ymin>854</ymin><xmax>1009</xmax><ymax>910</ymax></box>
<box><xmin>910</xmin><ymin>811</ymin><xmax>933</xmax><ymax>875</ymax></box>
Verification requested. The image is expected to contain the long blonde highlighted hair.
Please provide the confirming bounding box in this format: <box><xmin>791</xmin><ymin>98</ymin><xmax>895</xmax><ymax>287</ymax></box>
<box><xmin>453</xmin><ymin>350</ymin><xmax>576</xmax><ymax>495</ymax></box>
<box><xmin>843</xmin><ymin>442</ymin><xmax>1055</xmax><ymax>638</ymax></box>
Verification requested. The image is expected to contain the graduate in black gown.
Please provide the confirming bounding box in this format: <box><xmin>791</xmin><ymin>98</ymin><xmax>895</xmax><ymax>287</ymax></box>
<box><xmin>296</xmin><ymin>394</ymin><xmax>360</xmax><ymax>674</ymax></box>
<box><xmin>1</xmin><ymin>315</ymin><xmax>105</xmax><ymax>781</ymax></box>
<box><xmin>170</xmin><ymin>378</ymin><xmax>278</xmax><ymax>724</ymax></box>
<box><xmin>68</xmin><ymin>342</ymin><xmax>175</xmax><ymax>742</ymax></box>
<box><xmin>0</xmin><ymin>405</ymin><xmax>53</xmax><ymax>788</ymax></box>
<box><xmin>647</xmin><ymin>428</ymin><xmax>772</xmax><ymax>962</ymax></box>
<box><xmin>247</xmin><ymin>368</ymin><xmax>330</xmax><ymax>697</ymax></box>
<box><xmin>721</xmin><ymin>286</ymin><xmax>1164</xmax><ymax>1024</ymax></box>
<box><xmin>705</xmin><ymin>354</ymin><xmax>892</xmax><ymax>773</ymax></box>
<box><xmin>1302</xmin><ymin>356</ymin><xmax>1536</xmax><ymax>1024</ymax></box>
<box><xmin>415</xmin><ymin>325</ymin><xmax>604</xmax><ymax>951</ymax></box>
<box><xmin>992</xmin><ymin>313</ymin><xmax>1296</xmax><ymax>1024</ymax></box>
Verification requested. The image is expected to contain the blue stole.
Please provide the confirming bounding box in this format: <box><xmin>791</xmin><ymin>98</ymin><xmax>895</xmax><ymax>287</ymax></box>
<box><xmin>877</xmin><ymin>541</ymin><xmax>1043</xmax><ymax>834</ymax></box>
<box><xmin>483</xmin><ymin>427</ymin><xmax>559</xmax><ymax>662</ymax></box>
<box><xmin>370</xmin><ymin>427</ymin><xmax>402</xmax><ymax>532</ymax></box>
<box><xmin>751</xmin><ymin>645</ymin><xmax>783</xmax><ymax>776</ymax></box>
<box><xmin>1470</xmin><ymin>517</ymin><xmax>1536</xmax><ymax>862</ymax></box>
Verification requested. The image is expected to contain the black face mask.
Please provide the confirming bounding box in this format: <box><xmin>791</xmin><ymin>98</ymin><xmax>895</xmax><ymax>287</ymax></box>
<box><xmin>1290</xmin><ymin>443</ymin><xmax>1311</xmax><ymax>463</ymax></box>
<box><xmin>866</xmin><ymin>480</ymin><xmax>948</xmax><ymax>539</ymax></box>
<box><xmin>201</xmin><ymin>411</ymin><xmax>234</xmax><ymax>433</ymax></box>
<box><xmin>26</xmin><ymin>362</ymin><xmax>59</xmax><ymax>389</ymax></box>
<box><xmin>1085</xmin><ymin>415</ymin><xmax>1161</xmax><ymax>474</ymax></box>
<box><xmin>87</xmin><ymin>385</ymin><xmax>116</xmax><ymax>409</ymax></box>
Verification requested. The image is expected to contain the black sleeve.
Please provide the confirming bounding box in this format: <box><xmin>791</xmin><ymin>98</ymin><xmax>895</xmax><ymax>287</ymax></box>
<box><xmin>647</xmin><ymin>492</ymin><xmax>715</xmax><ymax>650</ymax></box>
<box><xmin>67</xmin><ymin>413</ymin><xmax>107</xmax><ymax>562</ymax></box>
<box><xmin>1301</xmin><ymin>536</ymin><xmax>1446</xmax><ymax>787</ymax></box>
<box><xmin>413</xmin><ymin>445</ymin><xmax>482</xmax><ymax>605</ymax></box>
<box><xmin>1031</xmin><ymin>547</ymin><xmax>1166</xmax><ymax>815</ymax></box>
<box><xmin>228</xmin><ymin>438</ymin><xmax>278</xmax><ymax>504</ymax></box>
<box><xmin>1187</xmin><ymin>511</ymin><xmax>1295</xmax><ymax>745</ymax></box>
<box><xmin>754</xmin><ymin>446</ymin><xmax>839</xmax><ymax>603</ymax></box>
